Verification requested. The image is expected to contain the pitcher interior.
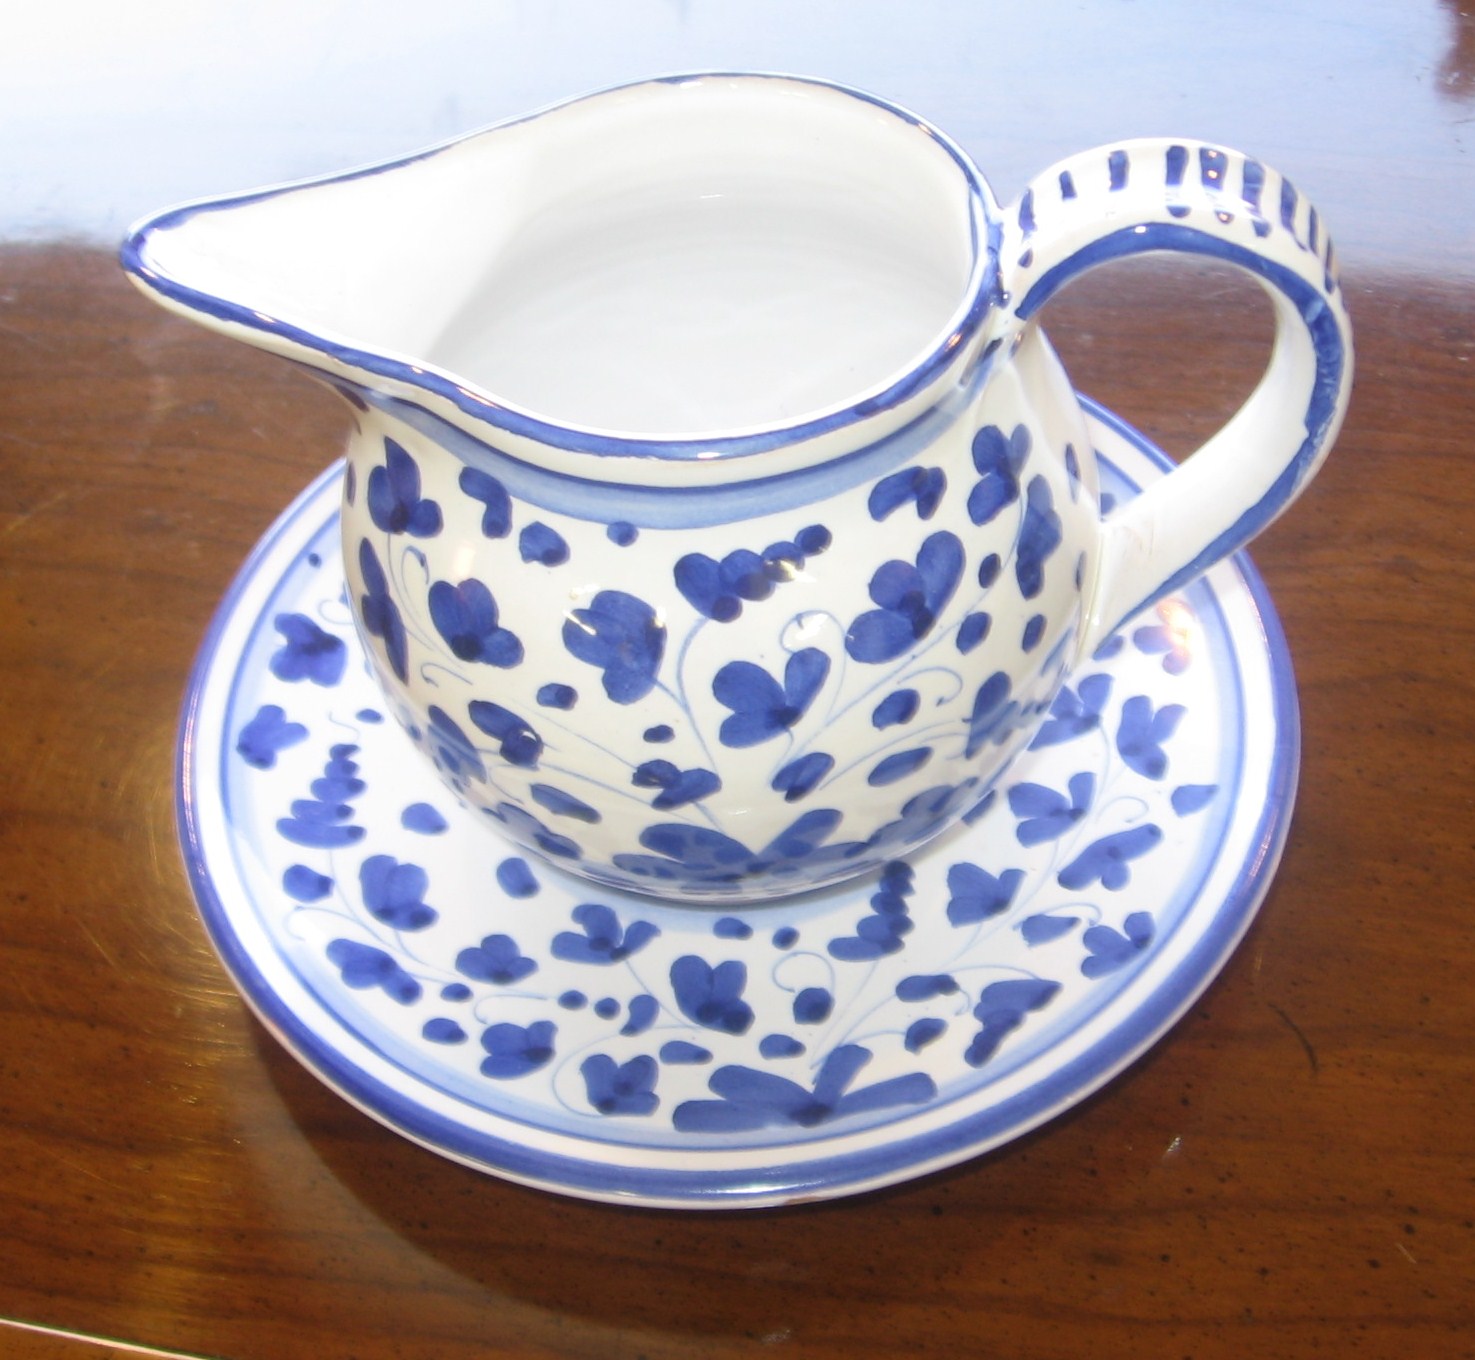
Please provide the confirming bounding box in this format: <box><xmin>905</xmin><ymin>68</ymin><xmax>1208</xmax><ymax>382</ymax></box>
<box><xmin>133</xmin><ymin>77</ymin><xmax>984</xmax><ymax>442</ymax></box>
<box><xmin>426</xmin><ymin>79</ymin><xmax>982</xmax><ymax>436</ymax></box>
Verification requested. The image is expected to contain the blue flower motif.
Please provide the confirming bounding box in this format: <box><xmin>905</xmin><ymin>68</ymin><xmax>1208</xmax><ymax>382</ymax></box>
<box><xmin>276</xmin><ymin>744</ymin><xmax>365</xmax><ymax>848</ymax></box>
<box><xmin>562</xmin><ymin>590</ymin><xmax>666</xmax><ymax>703</ymax></box>
<box><xmin>673</xmin><ymin>550</ymin><xmax>768</xmax><ymax>622</ymax></box>
<box><xmin>455</xmin><ymin>933</ymin><xmax>537</xmax><ymax>984</ymax></box>
<box><xmin>660</xmin><ymin>1041</ymin><xmax>712</xmax><ymax>1064</ymax></box>
<box><xmin>581</xmin><ymin>1053</ymin><xmax>659</xmax><ymax>1116</ymax></box>
<box><xmin>632</xmin><ymin>760</ymin><xmax>721</xmax><ymax>810</ymax></box>
<box><xmin>326</xmin><ymin>939</ymin><xmax>421</xmax><ymax>1004</ymax></box>
<box><xmin>237</xmin><ymin>703</ymin><xmax>307</xmax><ymax>769</ymax></box>
<box><xmin>428</xmin><ymin>579</ymin><xmax>523</xmax><ymax>666</ymax></box>
<box><xmin>1081</xmin><ymin>911</ymin><xmax>1155</xmax><ymax>977</ymax></box>
<box><xmin>537</xmin><ymin>683</ymin><xmax>577</xmax><ymax>709</ymax></box>
<box><xmin>269</xmin><ymin>613</ymin><xmax>346</xmax><ymax>686</ymax></box>
<box><xmin>458</xmin><ymin>467</ymin><xmax>511</xmax><ymax>538</ymax></box>
<box><xmin>1117</xmin><ymin>695</ymin><xmax>1187</xmax><ymax>779</ymax></box>
<box><xmin>1020</xmin><ymin>913</ymin><xmax>1080</xmax><ymax>945</ymax></box>
<box><xmin>867</xmin><ymin>747</ymin><xmax>932</xmax><ymax>786</ymax></box>
<box><xmin>795</xmin><ymin>525</ymin><xmax>833</xmax><ymax>556</ymax></box>
<box><xmin>528</xmin><ymin>783</ymin><xmax>600</xmax><ymax>824</ymax></box>
<box><xmin>674</xmin><ymin>530</ymin><xmax>830</xmax><ymax>622</ymax></box>
<box><xmin>357</xmin><ymin>538</ymin><xmax>408</xmax><ymax>683</ymax></box>
<box><xmin>846</xmin><ymin>531</ymin><xmax>964</xmax><ymax>664</ymax></box>
<box><xmin>1171</xmin><ymin>784</ymin><xmax>1219</xmax><ymax>815</ymax></box>
<box><xmin>360</xmin><ymin>854</ymin><xmax>437</xmax><ymax>931</ymax></box>
<box><xmin>1008</xmin><ymin>772</ymin><xmax>1095</xmax><ymax>846</ymax></box>
<box><xmin>895</xmin><ymin>974</ymin><xmax>959</xmax><ymax>1001</ymax></box>
<box><xmin>367</xmin><ymin>438</ymin><xmax>441</xmax><ymax>537</ymax></box>
<box><xmin>946</xmin><ymin>861</ymin><xmax>1026</xmax><ymax>926</ymax></box>
<box><xmin>1030</xmin><ymin>673</ymin><xmax>1113</xmax><ymax>749</ymax></box>
<box><xmin>957</xmin><ymin>611</ymin><xmax>992</xmax><ymax>654</ymax></box>
<box><xmin>401</xmin><ymin>802</ymin><xmax>448</xmax><ymax>835</ymax></box>
<box><xmin>519</xmin><ymin>521</ymin><xmax>569</xmax><ymax>566</ymax></box>
<box><xmin>283</xmin><ymin>864</ymin><xmax>332</xmax><ymax>901</ymax></box>
<box><xmin>965</xmin><ymin>977</ymin><xmax>1061</xmax><ymax>1067</ymax></box>
<box><xmin>793</xmin><ymin>987</ymin><xmax>833</xmax><ymax>1024</ymax></box>
<box><xmin>488</xmin><ymin>802</ymin><xmax>582</xmax><ymax>860</ymax></box>
<box><xmin>423</xmin><ymin>1018</ymin><xmax>467</xmax><ymax>1044</ymax></box>
<box><xmin>1015</xmin><ymin>475</ymin><xmax>1063</xmax><ymax>600</ymax></box>
<box><xmin>550</xmin><ymin>902</ymin><xmax>660</xmax><ymax>965</ymax></box>
<box><xmin>1058</xmin><ymin>824</ymin><xmax>1163</xmax><ymax>891</ymax></box>
<box><xmin>829</xmin><ymin>861</ymin><xmax>914</xmax><ymax>961</ymax></box>
<box><xmin>906</xmin><ymin>1018</ymin><xmax>948</xmax><ymax>1053</ymax></box>
<box><xmin>671</xmin><ymin>1043</ymin><xmax>936</xmax><ymax>1132</ymax></box>
<box><xmin>467</xmin><ymin>700</ymin><xmax>542</xmax><ymax>768</ymax></box>
<box><xmin>865</xmin><ymin>783</ymin><xmax>979</xmax><ymax>858</ymax></box>
<box><xmin>869</xmin><ymin>465</ymin><xmax>946</xmax><ymax>521</ymax></box>
<box><xmin>1132</xmin><ymin>606</ymin><xmax>1192</xmax><ymax>674</ymax></box>
<box><xmin>479</xmin><ymin>1020</ymin><xmax>556</xmax><ymax>1079</ymax></box>
<box><xmin>613</xmin><ymin>808</ymin><xmax>861</xmax><ymax>893</ymax></box>
<box><xmin>760</xmin><ymin>1034</ymin><xmax>805</xmax><ymax>1059</ymax></box>
<box><xmin>621</xmin><ymin>994</ymin><xmax>660</xmax><ymax>1036</ymax></box>
<box><xmin>771</xmin><ymin>751</ymin><xmax>834</xmax><ymax>802</ymax></box>
<box><xmin>496</xmin><ymin>857</ymin><xmax>539</xmax><ymax>897</ymax></box>
<box><xmin>712</xmin><ymin>648</ymin><xmax>829</xmax><ymax>748</ymax></box>
<box><xmin>670</xmin><ymin>956</ymin><xmax>754</xmax><ymax>1034</ymax></box>
<box><xmin>964</xmin><ymin>671</ymin><xmax>1018</xmax><ymax>759</ymax></box>
<box><xmin>426</xmin><ymin>705</ymin><xmax>487</xmax><ymax>784</ymax></box>
<box><xmin>967</xmin><ymin>423</ymin><xmax>1030</xmax><ymax>525</ymax></box>
<box><xmin>872</xmin><ymin>689</ymin><xmax>919</xmax><ymax>729</ymax></box>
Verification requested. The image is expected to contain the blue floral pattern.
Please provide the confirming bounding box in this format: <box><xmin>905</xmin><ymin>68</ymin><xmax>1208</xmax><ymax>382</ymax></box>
<box><xmin>561</xmin><ymin>591</ymin><xmax>666</xmax><ymax>704</ymax></box>
<box><xmin>712</xmin><ymin>650</ymin><xmax>829</xmax><ymax>748</ymax></box>
<box><xmin>270</xmin><ymin>613</ymin><xmax>347</xmax><ymax>686</ymax></box>
<box><xmin>845</xmin><ymin>531</ymin><xmax>965</xmax><ymax>664</ymax></box>
<box><xmin>332</xmin><ymin>401</ymin><xmax>1108</xmax><ymax>899</ymax></box>
<box><xmin>240</xmin><ymin>551</ymin><xmax>1227</xmax><ymax>1132</ymax></box>
<box><xmin>192</xmin><ymin>412</ymin><xmax>1292</xmax><ymax>1207</ymax></box>
<box><xmin>367</xmin><ymin>438</ymin><xmax>442</xmax><ymax>538</ymax></box>
<box><xmin>428</xmin><ymin>579</ymin><xmax>523</xmax><ymax>667</ymax></box>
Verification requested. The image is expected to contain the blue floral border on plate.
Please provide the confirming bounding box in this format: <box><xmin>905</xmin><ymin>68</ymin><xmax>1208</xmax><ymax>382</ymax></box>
<box><xmin>176</xmin><ymin>397</ymin><xmax>1297</xmax><ymax>1208</ymax></box>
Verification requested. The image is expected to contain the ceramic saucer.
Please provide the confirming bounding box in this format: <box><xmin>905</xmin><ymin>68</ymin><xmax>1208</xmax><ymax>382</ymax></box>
<box><xmin>178</xmin><ymin>399</ymin><xmax>1297</xmax><ymax>1210</ymax></box>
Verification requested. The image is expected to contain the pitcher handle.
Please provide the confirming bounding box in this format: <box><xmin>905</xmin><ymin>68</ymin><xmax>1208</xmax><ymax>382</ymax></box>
<box><xmin>998</xmin><ymin>140</ymin><xmax>1353</xmax><ymax>653</ymax></box>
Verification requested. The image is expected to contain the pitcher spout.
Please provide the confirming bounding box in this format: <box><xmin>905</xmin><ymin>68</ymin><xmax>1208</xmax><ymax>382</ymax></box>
<box><xmin>120</xmin><ymin>127</ymin><xmax>533</xmax><ymax>423</ymax></box>
<box><xmin>122</xmin><ymin>74</ymin><xmax>999</xmax><ymax>479</ymax></box>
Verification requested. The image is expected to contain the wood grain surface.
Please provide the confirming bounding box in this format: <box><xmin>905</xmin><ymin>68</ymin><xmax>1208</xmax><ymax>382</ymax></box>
<box><xmin>3</xmin><ymin>6</ymin><xmax>1474</xmax><ymax>1356</ymax></box>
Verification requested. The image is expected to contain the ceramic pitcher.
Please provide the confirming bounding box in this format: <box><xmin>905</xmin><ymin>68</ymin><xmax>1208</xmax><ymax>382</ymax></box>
<box><xmin>123</xmin><ymin>73</ymin><xmax>1352</xmax><ymax>903</ymax></box>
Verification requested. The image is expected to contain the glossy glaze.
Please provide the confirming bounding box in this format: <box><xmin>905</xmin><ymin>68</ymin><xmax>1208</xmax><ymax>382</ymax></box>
<box><xmin>1</xmin><ymin>3</ymin><xmax>1472</xmax><ymax>1356</ymax></box>
<box><xmin>124</xmin><ymin>77</ymin><xmax>1350</xmax><ymax>901</ymax></box>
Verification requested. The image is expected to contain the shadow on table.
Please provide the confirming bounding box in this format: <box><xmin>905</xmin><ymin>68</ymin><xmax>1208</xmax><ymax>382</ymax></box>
<box><xmin>248</xmin><ymin>1007</ymin><xmax>1189</xmax><ymax>1353</ymax></box>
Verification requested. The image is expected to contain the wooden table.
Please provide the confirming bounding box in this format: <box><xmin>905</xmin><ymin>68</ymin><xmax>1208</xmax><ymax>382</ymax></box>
<box><xmin>2</xmin><ymin>5</ymin><xmax>1472</xmax><ymax>1356</ymax></box>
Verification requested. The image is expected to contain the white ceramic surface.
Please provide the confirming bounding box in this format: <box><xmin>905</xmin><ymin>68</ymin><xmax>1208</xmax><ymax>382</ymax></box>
<box><xmin>178</xmin><ymin>404</ymin><xmax>1297</xmax><ymax>1209</ymax></box>
<box><xmin>128</xmin><ymin>75</ymin><xmax>1350</xmax><ymax>902</ymax></box>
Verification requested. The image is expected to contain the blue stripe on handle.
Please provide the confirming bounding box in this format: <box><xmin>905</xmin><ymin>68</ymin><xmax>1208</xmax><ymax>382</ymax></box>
<box><xmin>1016</xmin><ymin>220</ymin><xmax>1346</xmax><ymax>624</ymax></box>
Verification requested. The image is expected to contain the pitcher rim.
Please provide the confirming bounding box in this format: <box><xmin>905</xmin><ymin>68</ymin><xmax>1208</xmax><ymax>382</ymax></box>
<box><xmin>121</xmin><ymin>71</ymin><xmax>1002</xmax><ymax>462</ymax></box>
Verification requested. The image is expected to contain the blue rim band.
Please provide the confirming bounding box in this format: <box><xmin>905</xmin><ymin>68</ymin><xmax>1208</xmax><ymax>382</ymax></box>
<box><xmin>121</xmin><ymin>73</ymin><xmax>999</xmax><ymax>464</ymax></box>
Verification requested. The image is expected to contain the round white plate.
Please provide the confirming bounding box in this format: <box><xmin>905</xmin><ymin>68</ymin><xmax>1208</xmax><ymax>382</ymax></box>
<box><xmin>179</xmin><ymin>400</ymin><xmax>1297</xmax><ymax>1209</ymax></box>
